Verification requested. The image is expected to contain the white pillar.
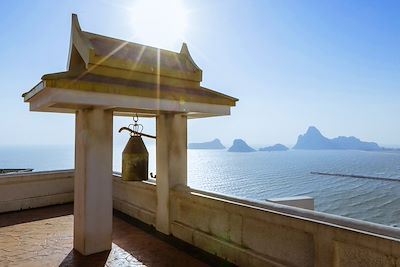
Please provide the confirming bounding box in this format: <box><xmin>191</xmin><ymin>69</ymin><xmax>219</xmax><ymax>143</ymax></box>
<box><xmin>74</xmin><ymin>109</ymin><xmax>113</xmax><ymax>255</ymax></box>
<box><xmin>156</xmin><ymin>113</ymin><xmax>187</xmax><ymax>234</ymax></box>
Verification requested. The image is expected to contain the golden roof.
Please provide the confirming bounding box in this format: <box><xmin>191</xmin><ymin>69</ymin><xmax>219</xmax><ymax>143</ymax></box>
<box><xmin>23</xmin><ymin>14</ymin><xmax>237</xmax><ymax>117</ymax></box>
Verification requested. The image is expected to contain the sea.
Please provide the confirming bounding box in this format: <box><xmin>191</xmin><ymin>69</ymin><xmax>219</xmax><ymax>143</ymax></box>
<box><xmin>1</xmin><ymin>144</ymin><xmax>400</xmax><ymax>227</ymax></box>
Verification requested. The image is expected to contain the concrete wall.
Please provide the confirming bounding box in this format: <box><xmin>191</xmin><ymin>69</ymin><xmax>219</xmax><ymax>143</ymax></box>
<box><xmin>1</xmin><ymin>171</ymin><xmax>400</xmax><ymax>267</ymax></box>
<box><xmin>0</xmin><ymin>170</ymin><xmax>74</xmax><ymax>213</ymax></box>
<box><xmin>112</xmin><ymin>175</ymin><xmax>157</xmax><ymax>226</ymax></box>
<box><xmin>0</xmin><ymin>171</ymin><xmax>156</xmax><ymax>226</ymax></box>
<box><xmin>170</xmin><ymin>188</ymin><xmax>400</xmax><ymax>267</ymax></box>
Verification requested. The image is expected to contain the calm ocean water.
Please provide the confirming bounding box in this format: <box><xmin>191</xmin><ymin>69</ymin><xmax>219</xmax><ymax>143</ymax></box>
<box><xmin>1</xmin><ymin>144</ymin><xmax>400</xmax><ymax>227</ymax></box>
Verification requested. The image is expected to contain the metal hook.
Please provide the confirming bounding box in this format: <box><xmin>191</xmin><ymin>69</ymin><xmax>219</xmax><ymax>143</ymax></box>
<box><xmin>118</xmin><ymin>113</ymin><xmax>156</xmax><ymax>139</ymax></box>
<box><xmin>133</xmin><ymin>113</ymin><xmax>139</xmax><ymax>124</ymax></box>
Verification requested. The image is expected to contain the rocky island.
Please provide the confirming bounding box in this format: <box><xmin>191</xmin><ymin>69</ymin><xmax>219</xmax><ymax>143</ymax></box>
<box><xmin>228</xmin><ymin>139</ymin><xmax>256</xmax><ymax>152</ymax></box>
<box><xmin>259</xmin><ymin>144</ymin><xmax>289</xmax><ymax>152</ymax></box>
<box><xmin>188</xmin><ymin>138</ymin><xmax>225</xmax><ymax>149</ymax></box>
<box><xmin>293</xmin><ymin>126</ymin><xmax>382</xmax><ymax>151</ymax></box>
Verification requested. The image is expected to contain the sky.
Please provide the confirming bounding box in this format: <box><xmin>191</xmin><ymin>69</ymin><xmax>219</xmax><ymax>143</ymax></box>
<box><xmin>0</xmin><ymin>0</ymin><xmax>399</xmax><ymax>148</ymax></box>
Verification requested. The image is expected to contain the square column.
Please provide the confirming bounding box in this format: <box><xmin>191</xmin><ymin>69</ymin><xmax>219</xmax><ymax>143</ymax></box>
<box><xmin>74</xmin><ymin>109</ymin><xmax>113</xmax><ymax>255</ymax></box>
<box><xmin>156</xmin><ymin>113</ymin><xmax>187</xmax><ymax>234</ymax></box>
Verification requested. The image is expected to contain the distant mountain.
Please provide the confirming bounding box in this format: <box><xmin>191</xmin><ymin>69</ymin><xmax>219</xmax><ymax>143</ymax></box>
<box><xmin>259</xmin><ymin>144</ymin><xmax>289</xmax><ymax>152</ymax></box>
<box><xmin>228</xmin><ymin>139</ymin><xmax>256</xmax><ymax>152</ymax></box>
<box><xmin>188</xmin><ymin>139</ymin><xmax>225</xmax><ymax>149</ymax></box>
<box><xmin>293</xmin><ymin>126</ymin><xmax>382</xmax><ymax>151</ymax></box>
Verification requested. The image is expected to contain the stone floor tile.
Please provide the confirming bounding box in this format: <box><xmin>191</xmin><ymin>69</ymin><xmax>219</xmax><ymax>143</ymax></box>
<box><xmin>0</xmin><ymin>204</ymin><xmax>209</xmax><ymax>267</ymax></box>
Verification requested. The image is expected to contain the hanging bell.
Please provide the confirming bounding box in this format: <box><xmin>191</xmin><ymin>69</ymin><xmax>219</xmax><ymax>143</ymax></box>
<box><xmin>122</xmin><ymin>135</ymin><xmax>149</xmax><ymax>181</ymax></box>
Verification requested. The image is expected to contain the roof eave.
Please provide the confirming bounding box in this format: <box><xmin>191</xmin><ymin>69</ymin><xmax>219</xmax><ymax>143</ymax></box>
<box><xmin>22</xmin><ymin>81</ymin><xmax>45</xmax><ymax>102</ymax></box>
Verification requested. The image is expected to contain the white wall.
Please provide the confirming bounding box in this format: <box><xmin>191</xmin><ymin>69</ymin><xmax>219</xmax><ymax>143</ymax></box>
<box><xmin>170</xmin><ymin>189</ymin><xmax>400</xmax><ymax>267</ymax></box>
<box><xmin>112</xmin><ymin>175</ymin><xmax>157</xmax><ymax>226</ymax></box>
<box><xmin>0</xmin><ymin>170</ymin><xmax>74</xmax><ymax>213</ymax></box>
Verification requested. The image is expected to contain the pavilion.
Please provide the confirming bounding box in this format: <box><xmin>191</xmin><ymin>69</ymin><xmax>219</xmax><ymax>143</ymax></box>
<box><xmin>23</xmin><ymin>14</ymin><xmax>237</xmax><ymax>255</ymax></box>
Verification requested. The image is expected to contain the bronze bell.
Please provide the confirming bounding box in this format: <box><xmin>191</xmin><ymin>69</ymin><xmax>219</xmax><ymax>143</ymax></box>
<box><xmin>122</xmin><ymin>135</ymin><xmax>149</xmax><ymax>181</ymax></box>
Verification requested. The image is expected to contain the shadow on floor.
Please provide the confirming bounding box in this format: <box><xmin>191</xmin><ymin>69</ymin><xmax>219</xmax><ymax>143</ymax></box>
<box><xmin>113</xmin><ymin>210</ymin><xmax>236</xmax><ymax>267</ymax></box>
<box><xmin>0</xmin><ymin>204</ymin><xmax>73</xmax><ymax>227</ymax></box>
<box><xmin>59</xmin><ymin>249</ymin><xmax>110</xmax><ymax>267</ymax></box>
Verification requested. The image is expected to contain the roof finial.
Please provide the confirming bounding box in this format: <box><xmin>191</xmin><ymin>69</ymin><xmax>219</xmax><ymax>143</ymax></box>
<box><xmin>71</xmin><ymin>14</ymin><xmax>82</xmax><ymax>32</ymax></box>
<box><xmin>179</xmin><ymin>43</ymin><xmax>202</xmax><ymax>75</ymax></box>
<box><xmin>180</xmin><ymin>42</ymin><xmax>190</xmax><ymax>56</ymax></box>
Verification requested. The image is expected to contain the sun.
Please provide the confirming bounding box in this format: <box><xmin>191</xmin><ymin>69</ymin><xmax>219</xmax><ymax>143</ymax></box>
<box><xmin>130</xmin><ymin>0</ymin><xmax>189</xmax><ymax>48</ymax></box>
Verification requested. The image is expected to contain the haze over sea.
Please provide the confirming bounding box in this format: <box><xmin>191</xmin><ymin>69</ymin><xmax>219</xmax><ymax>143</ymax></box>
<box><xmin>1</xmin><ymin>144</ymin><xmax>400</xmax><ymax>227</ymax></box>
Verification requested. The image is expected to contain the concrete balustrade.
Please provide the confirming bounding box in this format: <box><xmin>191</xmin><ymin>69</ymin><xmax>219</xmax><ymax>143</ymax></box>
<box><xmin>0</xmin><ymin>171</ymin><xmax>156</xmax><ymax>221</ymax></box>
<box><xmin>112</xmin><ymin>174</ymin><xmax>157</xmax><ymax>226</ymax></box>
<box><xmin>0</xmin><ymin>170</ymin><xmax>74</xmax><ymax>213</ymax></box>
<box><xmin>171</xmin><ymin>189</ymin><xmax>400</xmax><ymax>266</ymax></box>
<box><xmin>1</xmin><ymin>170</ymin><xmax>399</xmax><ymax>267</ymax></box>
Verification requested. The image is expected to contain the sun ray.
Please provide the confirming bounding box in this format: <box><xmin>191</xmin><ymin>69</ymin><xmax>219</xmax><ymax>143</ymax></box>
<box><xmin>129</xmin><ymin>0</ymin><xmax>189</xmax><ymax>49</ymax></box>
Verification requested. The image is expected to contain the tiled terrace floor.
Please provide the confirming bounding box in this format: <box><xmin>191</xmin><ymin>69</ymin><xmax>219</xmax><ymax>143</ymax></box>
<box><xmin>0</xmin><ymin>204</ymin><xmax>210</xmax><ymax>267</ymax></box>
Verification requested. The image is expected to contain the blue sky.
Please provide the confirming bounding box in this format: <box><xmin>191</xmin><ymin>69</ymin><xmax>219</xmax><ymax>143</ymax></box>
<box><xmin>0</xmin><ymin>0</ymin><xmax>399</xmax><ymax>147</ymax></box>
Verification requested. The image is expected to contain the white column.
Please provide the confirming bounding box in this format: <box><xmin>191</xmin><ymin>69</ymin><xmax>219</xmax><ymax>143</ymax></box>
<box><xmin>74</xmin><ymin>109</ymin><xmax>113</xmax><ymax>255</ymax></box>
<box><xmin>156</xmin><ymin>113</ymin><xmax>187</xmax><ymax>234</ymax></box>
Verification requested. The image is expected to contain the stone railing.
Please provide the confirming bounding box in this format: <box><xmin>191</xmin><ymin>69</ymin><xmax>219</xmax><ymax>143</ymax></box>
<box><xmin>0</xmin><ymin>170</ymin><xmax>74</xmax><ymax>213</ymax></box>
<box><xmin>1</xmin><ymin>170</ymin><xmax>399</xmax><ymax>267</ymax></box>
<box><xmin>0</xmin><ymin>171</ymin><xmax>157</xmax><ymax>225</ymax></box>
<box><xmin>112</xmin><ymin>173</ymin><xmax>157</xmax><ymax>226</ymax></box>
<box><xmin>171</xmin><ymin>188</ymin><xmax>400</xmax><ymax>267</ymax></box>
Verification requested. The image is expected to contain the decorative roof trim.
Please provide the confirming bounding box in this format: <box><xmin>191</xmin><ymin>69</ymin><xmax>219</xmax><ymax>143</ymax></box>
<box><xmin>66</xmin><ymin>14</ymin><xmax>202</xmax><ymax>82</ymax></box>
<box><xmin>180</xmin><ymin>43</ymin><xmax>202</xmax><ymax>75</ymax></box>
<box><xmin>67</xmin><ymin>14</ymin><xmax>94</xmax><ymax>70</ymax></box>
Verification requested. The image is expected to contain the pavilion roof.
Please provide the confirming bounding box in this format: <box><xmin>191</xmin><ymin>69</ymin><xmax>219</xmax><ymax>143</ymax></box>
<box><xmin>22</xmin><ymin>14</ymin><xmax>237</xmax><ymax>118</ymax></box>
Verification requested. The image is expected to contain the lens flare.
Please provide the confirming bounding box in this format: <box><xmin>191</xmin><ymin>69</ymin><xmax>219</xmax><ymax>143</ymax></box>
<box><xmin>130</xmin><ymin>0</ymin><xmax>188</xmax><ymax>48</ymax></box>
